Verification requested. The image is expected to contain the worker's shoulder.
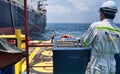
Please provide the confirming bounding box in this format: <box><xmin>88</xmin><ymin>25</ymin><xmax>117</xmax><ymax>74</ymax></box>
<box><xmin>90</xmin><ymin>21</ymin><xmax>102</xmax><ymax>27</ymax></box>
<box><xmin>91</xmin><ymin>21</ymin><xmax>106</xmax><ymax>27</ymax></box>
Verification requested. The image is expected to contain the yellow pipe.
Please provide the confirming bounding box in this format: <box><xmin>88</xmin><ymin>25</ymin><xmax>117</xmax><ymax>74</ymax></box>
<box><xmin>15</xmin><ymin>29</ymin><xmax>22</xmax><ymax>49</ymax></box>
<box><xmin>15</xmin><ymin>29</ymin><xmax>24</xmax><ymax>74</ymax></box>
<box><xmin>0</xmin><ymin>35</ymin><xmax>25</xmax><ymax>39</ymax></box>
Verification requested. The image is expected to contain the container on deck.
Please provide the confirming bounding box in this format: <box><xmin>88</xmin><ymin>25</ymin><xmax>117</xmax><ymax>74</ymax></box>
<box><xmin>52</xmin><ymin>35</ymin><xmax>91</xmax><ymax>74</ymax></box>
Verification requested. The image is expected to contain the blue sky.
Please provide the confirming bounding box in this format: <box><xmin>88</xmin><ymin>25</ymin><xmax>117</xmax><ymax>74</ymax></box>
<box><xmin>46</xmin><ymin>0</ymin><xmax>120</xmax><ymax>23</ymax></box>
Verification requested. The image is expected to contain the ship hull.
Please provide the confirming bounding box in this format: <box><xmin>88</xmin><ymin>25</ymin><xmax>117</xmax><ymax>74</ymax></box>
<box><xmin>0</xmin><ymin>0</ymin><xmax>46</xmax><ymax>35</ymax></box>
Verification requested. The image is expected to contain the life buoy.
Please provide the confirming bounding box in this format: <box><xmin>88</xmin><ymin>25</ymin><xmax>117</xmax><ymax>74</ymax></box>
<box><xmin>60</xmin><ymin>34</ymin><xmax>74</xmax><ymax>38</ymax></box>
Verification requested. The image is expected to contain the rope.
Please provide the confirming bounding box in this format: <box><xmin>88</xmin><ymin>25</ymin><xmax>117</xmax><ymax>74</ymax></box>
<box><xmin>9</xmin><ymin>0</ymin><xmax>16</xmax><ymax>34</ymax></box>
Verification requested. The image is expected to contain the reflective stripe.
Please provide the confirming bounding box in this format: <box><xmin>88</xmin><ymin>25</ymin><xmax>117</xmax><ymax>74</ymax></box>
<box><xmin>82</xmin><ymin>40</ymin><xmax>89</xmax><ymax>47</ymax></box>
<box><xmin>97</xmin><ymin>26</ymin><xmax>120</xmax><ymax>33</ymax></box>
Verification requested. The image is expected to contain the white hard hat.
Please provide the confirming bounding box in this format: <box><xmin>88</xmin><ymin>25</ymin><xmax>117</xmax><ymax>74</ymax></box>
<box><xmin>100</xmin><ymin>0</ymin><xmax>118</xmax><ymax>13</ymax></box>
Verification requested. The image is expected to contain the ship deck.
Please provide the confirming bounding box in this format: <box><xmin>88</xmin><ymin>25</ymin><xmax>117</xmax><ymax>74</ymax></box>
<box><xmin>21</xmin><ymin>40</ymin><xmax>53</xmax><ymax>74</ymax></box>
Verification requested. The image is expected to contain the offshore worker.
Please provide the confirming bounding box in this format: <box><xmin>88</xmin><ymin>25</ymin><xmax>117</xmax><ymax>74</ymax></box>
<box><xmin>82</xmin><ymin>0</ymin><xmax>119</xmax><ymax>74</ymax></box>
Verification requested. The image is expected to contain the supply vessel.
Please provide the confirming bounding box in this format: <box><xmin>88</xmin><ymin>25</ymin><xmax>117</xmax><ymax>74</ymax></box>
<box><xmin>0</xmin><ymin>0</ymin><xmax>47</xmax><ymax>34</ymax></box>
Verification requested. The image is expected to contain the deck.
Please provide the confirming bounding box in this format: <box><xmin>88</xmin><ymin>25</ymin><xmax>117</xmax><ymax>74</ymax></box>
<box><xmin>21</xmin><ymin>40</ymin><xmax>53</xmax><ymax>74</ymax></box>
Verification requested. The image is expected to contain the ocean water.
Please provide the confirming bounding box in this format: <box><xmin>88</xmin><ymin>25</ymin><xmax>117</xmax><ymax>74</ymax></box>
<box><xmin>30</xmin><ymin>23</ymin><xmax>90</xmax><ymax>40</ymax></box>
<box><xmin>30</xmin><ymin>23</ymin><xmax>120</xmax><ymax>40</ymax></box>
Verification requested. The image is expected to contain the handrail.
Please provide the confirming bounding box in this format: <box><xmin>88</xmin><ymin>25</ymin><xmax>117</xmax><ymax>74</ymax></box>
<box><xmin>0</xmin><ymin>29</ymin><xmax>25</xmax><ymax>74</ymax></box>
<box><xmin>28</xmin><ymin>43</ymin><xmax>53</xmax><ymax>47</ymax></box>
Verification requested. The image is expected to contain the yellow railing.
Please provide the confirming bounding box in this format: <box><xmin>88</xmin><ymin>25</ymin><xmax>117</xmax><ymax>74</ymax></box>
<box><xmin>0</xmin><ymin>29</ymin><xmax>25</xmax><ymax>74</ymax></box>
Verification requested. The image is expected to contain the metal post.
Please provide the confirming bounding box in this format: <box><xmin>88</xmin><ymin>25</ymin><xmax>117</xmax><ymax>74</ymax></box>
<box><xmin>15</xmin><ymin>29</ymin><xmax>22</xmax><ymax>74</ymax></box>
<box><xmin>24</xmin><ymin>0</ymin><xmax>29</xmax><ymax>74</ymax></box>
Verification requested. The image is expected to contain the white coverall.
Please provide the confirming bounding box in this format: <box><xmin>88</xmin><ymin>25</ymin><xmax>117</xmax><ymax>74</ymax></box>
<box><xmin>83</xmin><ymin>19</ymin><xmax>120</xmax><ymax>74</ymax></box>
